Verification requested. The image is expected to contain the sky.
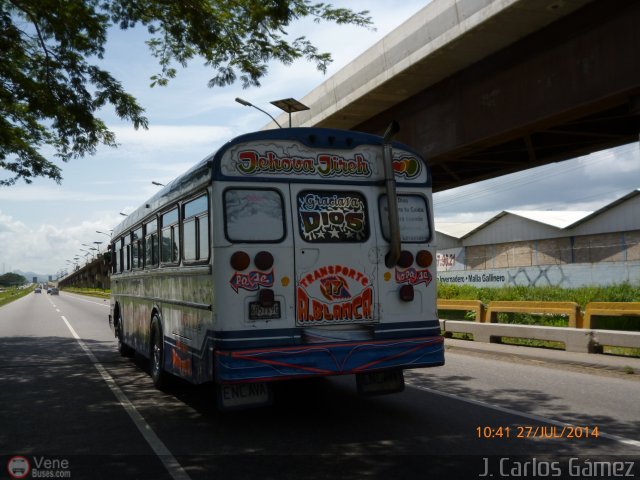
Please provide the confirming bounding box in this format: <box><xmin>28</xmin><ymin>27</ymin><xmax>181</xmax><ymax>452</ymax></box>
<box><xmin>1</xmin><ymin>0</ymin><xmax>639</xmax><ymax>277</ymax></box>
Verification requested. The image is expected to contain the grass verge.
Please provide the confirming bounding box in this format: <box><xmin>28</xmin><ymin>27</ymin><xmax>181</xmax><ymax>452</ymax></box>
<box><xmin>0</xmin><ymin>286</ymin><xmax>35</xmax><ymax>308</ymax></box>
<box><xmin>62</xmin><ymin>287</ymin><xmax>110</xmax><ymax>299</ymax></box>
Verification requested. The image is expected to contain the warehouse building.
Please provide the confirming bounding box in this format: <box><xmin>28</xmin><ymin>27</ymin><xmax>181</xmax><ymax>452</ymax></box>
<box><xmin>435</xmin><ymin>189</ymin><xmax>640</xmax><ymax>287</ymax></box>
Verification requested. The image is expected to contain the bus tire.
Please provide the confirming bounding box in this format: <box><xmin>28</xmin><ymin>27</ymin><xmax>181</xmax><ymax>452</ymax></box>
<box><xmin>150</xmin><ymin>316</ymin><xmax>167</xmax><ymax>389</ymax></box>
<box><xmin>115</xmin><ymin>314</ymin><xmax>134</xmax><ymax>358</ymax></box>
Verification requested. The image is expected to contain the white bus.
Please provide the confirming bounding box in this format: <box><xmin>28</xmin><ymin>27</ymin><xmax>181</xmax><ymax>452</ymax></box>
<box><xmin>109</xmin><ymin>125</ymin><xmax>444</xmax><ymax>409</ymax></box>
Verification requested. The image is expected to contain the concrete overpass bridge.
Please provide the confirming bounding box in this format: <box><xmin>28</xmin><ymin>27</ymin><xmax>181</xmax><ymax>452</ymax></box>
<box><xmin>58</xmin><ymin>254</ymin><xmax>110</xmax><ymax>291</ymax></box>
<box><xmin>271</xmin><ymin>0</ymin><xmax>640</xmax><ymax>192</ymax></box>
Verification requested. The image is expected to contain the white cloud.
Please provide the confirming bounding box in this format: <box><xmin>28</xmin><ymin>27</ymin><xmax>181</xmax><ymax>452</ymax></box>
<box><xmin>0</xmin><ymin>210</ymin><xmax>119</xmax><ymax>274</ymax></box>
<box><xmin>109</xmin><ymin>124</ymin><xmax>233</xmax><ymax>149</ymax></box>
<box><xmin>579</xmin><ymin>142</ymin><xmax>640</xmax><ymax>178</ymax></box>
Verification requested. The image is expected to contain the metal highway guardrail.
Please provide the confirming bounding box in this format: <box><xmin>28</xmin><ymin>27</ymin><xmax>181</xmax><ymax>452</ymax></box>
<box><xmin>437</xmin><ymin>300</ymin><xmax>640</xmax><ymax>353</ymax></box>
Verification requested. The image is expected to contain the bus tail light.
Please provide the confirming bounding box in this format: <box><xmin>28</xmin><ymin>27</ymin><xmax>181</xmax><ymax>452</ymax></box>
<box><xmin>230</xmin><ymin>251</ymin><xmax>250</xmax><ymax>271</ymax></box>
<box><xmin>399</xmin><ymin>285</ymin><xmax>414</xmax><ymax>302</ymax></box>
<box><xmin>254</xmin><ymin>251</ymin><xmax>274</xmax><ymax>270</ymax></box>
<box><xmin>416</xmin><ymin>250</ymin><xmax>433</xmax><ymax>268</ymax></box>
<box><xmin>397</xmin><ymin>250</ymin><xmax>414</xmax><ymax>268</ymax></box>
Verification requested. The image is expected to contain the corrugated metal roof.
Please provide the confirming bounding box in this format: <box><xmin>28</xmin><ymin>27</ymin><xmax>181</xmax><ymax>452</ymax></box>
<box><xmin>505</xmin><ymin>210</ymin><xmax>592</xmax><ymax>228</ymax></box>
<box><xmin>566</xmin><ymin>189</ymin><xmax>640</xmax><ymax>228</ymax></box>
<box><xmin>434</xmin><ymin>189</ymin><xmax>640</xmax><ymax>244</ymax></box>
<box><xmin>449</xmin><ymin>210</ymin><xmax>593</xmax><ymax>239</ymax></box>
<box><xmin>435</xmin><ymin>222</ymin><xmax>483</xmax><ymax>239</ymax></box>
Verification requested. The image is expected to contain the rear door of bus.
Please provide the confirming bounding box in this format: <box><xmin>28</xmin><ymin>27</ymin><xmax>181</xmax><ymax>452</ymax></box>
<box><xmin>290</xmin><ymin>185</ymin><xmax>379</xmax><ymax>337</ymax></box>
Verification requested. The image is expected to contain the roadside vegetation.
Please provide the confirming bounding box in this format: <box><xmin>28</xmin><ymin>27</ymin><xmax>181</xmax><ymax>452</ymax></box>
<box><xmin>0</xmin><ymin>286</ymin><xmax>34</xmax><ymax>308</ymax></box>
<box><xmin>438</xmin><ymin>283</ymin><xmax>640</xmax><ymax>357</ymax></box>
<box><xmin>61</xmin><ymin>287</ymin><xmax>110</xmax><ymax>299</ymax></box>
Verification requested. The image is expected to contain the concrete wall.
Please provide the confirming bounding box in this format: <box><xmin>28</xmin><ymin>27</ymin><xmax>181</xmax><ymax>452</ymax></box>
<box><xmin>437</xmin><ymin>260</ymin><xmax>640</xmax><ymax>288</ymax></box>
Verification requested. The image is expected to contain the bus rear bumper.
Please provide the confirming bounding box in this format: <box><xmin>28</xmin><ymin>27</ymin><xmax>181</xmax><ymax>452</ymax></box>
<box><xmin>215</xmin><ymin>336</ymin><xmax>444</xmax><ymax>383</ymax></box>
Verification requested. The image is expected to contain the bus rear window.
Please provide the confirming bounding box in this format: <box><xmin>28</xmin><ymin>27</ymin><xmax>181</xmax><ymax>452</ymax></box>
<box><xmin>297</xmin><ymin>191</ymin><xmax>369</xmax><ymax>243</ymax></box>
<box><xmin>224</xmin><ymin>189</ymin><xmax>285</xmax><ymax>242</ymax></box>
<box><xmin>379</xmin><ymin>194</ymin><xmax>430</xmax><ymax>243</ymax></box>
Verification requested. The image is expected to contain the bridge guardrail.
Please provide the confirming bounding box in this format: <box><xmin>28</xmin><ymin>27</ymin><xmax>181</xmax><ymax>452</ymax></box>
<box><xmin>438</xmin><ymin>300</ymin><xmax>640</xmax><ymax>354</ymax></box>
<box><xmin>437</xmin><ymin>299</ymin><xmax>485</xmax><ymax>322</ymax></box>
<box><xmin>583</xmin><ymin>302</ymin><xmax>640</xmax><ymax>329</ymax></box>
<box><xmin>484</xmin><ymin>301</ymin><xmax>583</xmax><ymax>328</ymax></box>
<box><xmin>442</xmin><ymin>321</ymin><xmax>640</xmax><ymax>353</ymax></box>
<box><xmin>442</xmin><ymin>320</ymin><xmax>595</xmax><ymax>353</ymax></box>
<box><xmin>438</xmin><ymin>299</ymin><xmax>640</xmax><ymax>330</ymax></box>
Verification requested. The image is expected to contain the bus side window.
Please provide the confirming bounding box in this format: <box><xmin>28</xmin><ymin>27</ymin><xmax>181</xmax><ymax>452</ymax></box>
<box><xmin>183</xmin><ymin>194</ymin><xmax>209</xmax><ymax>263</ymax></box>
<box><xmin>124</xmin><ymin>234</ymin><xmax>132</xmax><ymax>271</ymax></box>
<box><xmin>145</xmin><ymin>218</ymin><xmax>159</xmax><ymax>268</ymax></box>
<box><xmin>112</xmin><ymin>239</ymin><xmax>120</xmax><ymax>273</ymax></box>
<box><xmin>117</xmin><ymin>238</ymin><xmax>123</xmax><ymax>273</ymax></box>
<box><xmin>161</xmin><ymin>208</ymin><xmax>180</xmax><ymax>264</ymax></box>
<box><xmin>132</xmin><ymin>227</ymin><xmax>143</xmax><ymax>269</ymax></box>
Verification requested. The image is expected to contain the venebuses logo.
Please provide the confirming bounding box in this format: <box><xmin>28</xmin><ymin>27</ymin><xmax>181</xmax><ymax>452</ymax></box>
<box><xmin>7</xmin><ymin>456</ymin><xmax>30</xmax><ymax>479</ymax></box>
<box><xmin>7</xmin><ymin>455</ymin><xmax>71</xmax><ymax>479</ymax></box>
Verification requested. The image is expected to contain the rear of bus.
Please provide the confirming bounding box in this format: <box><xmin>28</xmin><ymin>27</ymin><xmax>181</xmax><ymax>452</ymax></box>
<box><xmin>211</xmin><ymin>128</ymin><xmax>443</xmax><ymax>408</ymax></box>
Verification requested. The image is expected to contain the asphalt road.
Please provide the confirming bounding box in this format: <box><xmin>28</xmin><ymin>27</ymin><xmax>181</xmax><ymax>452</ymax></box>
<box><xmin>1</xmin><ymin>291</ymin><xmax>638</xmax><ymax>479</ymax></box>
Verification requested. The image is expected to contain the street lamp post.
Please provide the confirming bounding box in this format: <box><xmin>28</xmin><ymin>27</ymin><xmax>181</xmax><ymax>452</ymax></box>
<box><xmin>80</xmin><ymin>249</ymin><xmax>92</xmax><ymax>262</ymax></box>
<box><xmin>235</xmin><ymin>97</ymin><xmax>283</xmax><ymax>128</ymax></box>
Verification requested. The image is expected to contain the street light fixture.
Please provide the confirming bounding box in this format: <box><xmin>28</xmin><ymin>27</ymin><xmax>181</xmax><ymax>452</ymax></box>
<box><xmin>96</xmin><ymin>230</ymin><xmax>112</xmax><ymax>237</ymax></box>
<box><xmin>152</xmin><ymin>181</ymin><xmax>165</xmax><ymax>187</ymax></box>
<box><xmin>119</xmin><ymin>212</ymin><xmax>128</xmax><ymax>216</ymax></box>
<box><xmin>235</xmin><ymin>97</ymin><xmax>283</xmax><ymax>128</ymax></box>
<box><xmin>93</xmin><ymin>241</ymin><xmax>103</xmax><ymax>252</ymax></box>
<box><xmin>270</xmin><ymin>98</ymin><xmax>310</xmax><ymax>128</ymax></box>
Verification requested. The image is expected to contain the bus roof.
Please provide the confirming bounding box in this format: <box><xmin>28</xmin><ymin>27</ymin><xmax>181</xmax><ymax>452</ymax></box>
<box><xmin>111</xmin><ymin>127</ymin><xmax>429</xmax><ymax>239</ymax></box>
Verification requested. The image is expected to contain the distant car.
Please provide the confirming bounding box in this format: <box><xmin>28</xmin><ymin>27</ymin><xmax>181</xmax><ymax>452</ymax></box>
<box><xmin>47</xmin><ymin>288</ymin><xmax>52</xmax><ymax>294</ymax></box>
<box><xmin>50</xmin><ymin>287</ymin><xmax>59</xmax><ymax>295</ymax></box>
<box><xmin>34</xmin><ymin>287</ymin><xmax>42</xmax><ymax>293</ymax></box>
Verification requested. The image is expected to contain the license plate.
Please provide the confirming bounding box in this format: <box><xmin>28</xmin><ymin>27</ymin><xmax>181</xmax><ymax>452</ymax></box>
<box><xmin>356</xmin><ymin>369</ymin><xmax>405</xmax><ymax>396</ymax></box>
<box><xmin>218</xmin><ymin>382</ymin><xmax>272</xmax><ymax>410</ymax></box>
<box><xmin>249</xmin><ymin>301</ymin><xmax>281</xmax><ymax>320</ymax></box>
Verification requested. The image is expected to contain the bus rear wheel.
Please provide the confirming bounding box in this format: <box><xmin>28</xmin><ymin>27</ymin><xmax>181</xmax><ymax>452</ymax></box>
<box><xmin>150</xmin><ymin>316</ymin><xmax>167</xmax><ymax>389</ymax></box>
<box><xmin>115</xmin><ymin>316</ymin><xmax>134</xmax><ymax>357</ymax></box>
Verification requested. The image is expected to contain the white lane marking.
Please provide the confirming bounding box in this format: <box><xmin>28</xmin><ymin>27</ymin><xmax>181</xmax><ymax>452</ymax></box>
<box><xmin>61</xmin><ymin>292</ymin><xmax>110</xmax><ymax>307</ymax></box>
<box><xmin>60</xmin><ymin>315</ymin><xmax>192</xmax><ymax>480</ymax></box>
<box><xmin>407</xmin><ymin>382</ymin><xmax>640</xmax><ymax>449</ymax></box>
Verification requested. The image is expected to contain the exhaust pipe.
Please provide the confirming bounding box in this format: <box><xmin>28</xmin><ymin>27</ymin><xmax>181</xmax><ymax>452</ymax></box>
<box><xmin>382</xmin><ymin>121</ymin><xmax>401</xmax><ymax>268</ymax></box>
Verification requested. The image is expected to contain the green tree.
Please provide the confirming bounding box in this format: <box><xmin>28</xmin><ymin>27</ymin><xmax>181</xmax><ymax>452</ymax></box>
<box><xmin>0</xmin><ymin>0</ymin><xmax>372</xmax><ymax>186</ymax></box>
<box><xmin>0</xmin><ymin>272</ymin><xmax>27</xmax><ymax>286</ymax></box>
